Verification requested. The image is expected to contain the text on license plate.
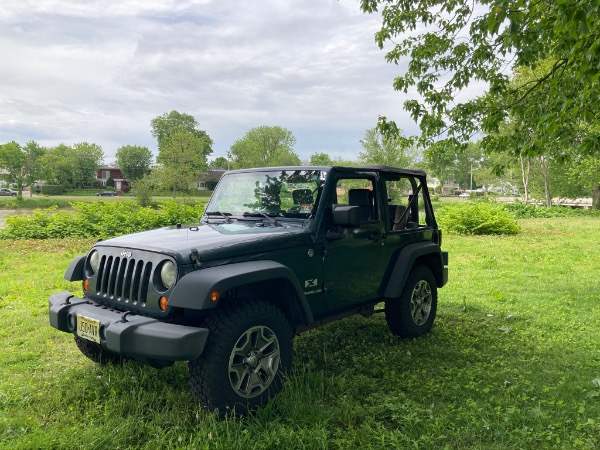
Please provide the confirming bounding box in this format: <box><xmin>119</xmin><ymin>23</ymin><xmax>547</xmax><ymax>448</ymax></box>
<box><xmin>77</xmin><ymin>315</ymin><xmax>100</xmax><ymax>344</ymax></box>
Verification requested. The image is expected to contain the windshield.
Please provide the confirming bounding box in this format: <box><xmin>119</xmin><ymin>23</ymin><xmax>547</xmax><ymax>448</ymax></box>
<box><xmin>206</xmin><ymin>169</ymin><xmax>326</xmax><ymax>219</ymax></box>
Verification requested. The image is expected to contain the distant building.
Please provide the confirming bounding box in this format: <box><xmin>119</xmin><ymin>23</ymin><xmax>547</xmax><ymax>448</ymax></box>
<box><xmin>96</xmin><ymin>165</ymin><xmax>129</xmax><ymax>192</ymax></box>
<box><xmin>429</xmin><ymin>178</ymin><xmax>460</xmax><ymax>195</ymax></box>
<box><xmin>196</xmin><ymin>170</ymin><xmax>226</xmax><ymax>190</ymax></box>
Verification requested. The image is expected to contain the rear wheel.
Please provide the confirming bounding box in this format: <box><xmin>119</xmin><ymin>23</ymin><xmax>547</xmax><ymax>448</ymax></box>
<box><xmin>385</xmin><ymin>265</ymin><xmax>437</xmax><ymax>338</ymax></box>
<box><xmin>189</xmin><ymin>301</ymin><xmax>293</xmax><ymax>416</ymax></box>
<box><xmin>74</xmin><ymin>335</ymin><xmax>124</xmax><ymax>364</ymax></box>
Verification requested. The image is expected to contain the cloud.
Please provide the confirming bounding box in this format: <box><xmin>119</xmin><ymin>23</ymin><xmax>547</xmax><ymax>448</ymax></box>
<box><xmin>0</xmin><ymin>0</ymin><xmax>417</xmax><ymax>162</ymax></box>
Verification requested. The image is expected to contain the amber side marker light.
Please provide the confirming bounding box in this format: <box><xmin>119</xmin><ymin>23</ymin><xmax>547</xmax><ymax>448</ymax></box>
<box><xmin>159</xmin><ymin>296</ymin><xmax>169</xmax><ymax>311</ymax></box>
<box><xmin>83</xmin><ymin>279</ymin><xmax>89</xmax><ymax>292</ymax></box>
<box><xmin>209</xmin><ymin>290</ymin><xmax>220</xmax><ymax>302</ymax></box>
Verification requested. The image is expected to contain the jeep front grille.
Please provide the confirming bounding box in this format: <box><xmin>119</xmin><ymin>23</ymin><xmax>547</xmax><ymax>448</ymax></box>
<box><xmin>96</xmin><ymin>255</ymin><xmax>152</xmax><ymax>306</ymax></box>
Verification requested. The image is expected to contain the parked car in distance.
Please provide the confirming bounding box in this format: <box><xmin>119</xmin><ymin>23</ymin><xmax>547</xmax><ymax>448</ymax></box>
<box><xmin>96</xmin><ymin>191</ymin><xmax>116</xmax><ymax>197</ymax></box>
<box><xmin>0</xmin><ymin>188</ymin><xmax>17</xmax><ymax>197</ymax></box>
<box><xmin>458</xmin><ymin>192</ymin><xmax>470</xmax><ymax>198</ymax></box>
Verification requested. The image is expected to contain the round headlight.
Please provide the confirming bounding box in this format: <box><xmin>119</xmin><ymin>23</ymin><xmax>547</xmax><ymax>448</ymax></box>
<box><xmin>89</xmin><ymin>250</ymin><xmax>100</xmax><ymax>273</ymax></box>
<box><xmin>160</xmin><ymin>261</ymin><xmax>177</xmax><ymax>289</ymax></box>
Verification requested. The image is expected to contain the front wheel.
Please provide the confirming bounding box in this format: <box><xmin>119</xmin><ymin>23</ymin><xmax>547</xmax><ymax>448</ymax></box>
<box><xmin>189</xmin><ymin>301</ymin><xmax>293</xmax><ymax>416</ymax></box>
<box><xmin>385</xmin><ymin>265</ymin><xmax>438</xmax><ymax>338</ymax></box>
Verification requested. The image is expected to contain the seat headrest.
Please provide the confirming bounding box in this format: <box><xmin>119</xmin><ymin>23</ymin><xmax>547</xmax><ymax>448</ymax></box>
<box><xmin>348</xmin><ymin>189</ymin><xmax>371</xmax><ymax>206</ymax></box>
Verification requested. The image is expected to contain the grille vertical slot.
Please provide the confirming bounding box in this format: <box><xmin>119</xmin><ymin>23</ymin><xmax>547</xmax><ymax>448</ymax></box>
<box><xmin>130</xmin><ymin>260</ymin><xmax>144</xmax><ymax>304</ymax></box>
<box><xmin>139</xmin><ymin>262</ymin><xmax>152</xmax><ymax>306</ymax></box>
<box><xmin>94</xmin><ymin>255</ymin><xmax>153</xmax><ymax>306</ymax></box>
<box><xmin>107</xmin><ymin>256</ymin><xmax>121</xmax><ymax>297</ymax></box>
<box><xmin>101</xmin><ymin>256</ymin><xmax>113</xmax><ymax>295</ymax></box>
<box><xmin>115</xmin><ymin>257</ymin><xmax>128</xmax><ymax>300</ymax></box>
<box><xmin>121</xmin><ymin>259</ymin><xmax>136</xmax><ymax>302</ymax></box>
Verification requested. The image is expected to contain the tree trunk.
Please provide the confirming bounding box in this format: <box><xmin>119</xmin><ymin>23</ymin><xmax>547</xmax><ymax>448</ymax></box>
<box><xmin>519</xmin><ymin>155</ymin><xmax>530</xmax><ymax>202</ymax></box>
<box><xmin>538</xmin><ymin>156</ymin><xmax>552</xmax><ymax>207</ymax></box>
<box><xmin>592</xmin><ymin>185</ymin><xmax>600</xmax><ymax>210</ymax></box>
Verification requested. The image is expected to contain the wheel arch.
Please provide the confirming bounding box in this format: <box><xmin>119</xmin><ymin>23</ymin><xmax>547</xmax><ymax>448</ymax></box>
<box><xmin>381</xmin><ymin>241</ymin><xmax>445</xmax><ymax>298</ymax></box>
<box><xmin>168</xmin><ymin>260</ymin><xmax>314</xmax><ymax>327</ymax></box>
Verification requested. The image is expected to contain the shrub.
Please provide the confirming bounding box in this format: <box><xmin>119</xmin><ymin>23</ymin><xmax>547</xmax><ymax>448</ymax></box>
<box><xmin>0</xmin><ymin>201</ymin><xmax>206</xmax><ymax>240</ymax></box>
<box><xmin>204</xmin><ymin>179</ymin><xmax>219</xmax><ymax>191</ymax></box>
<box><xmin>501</xmin><ymin>201</ymin><xmax>600</xmax><ymax>219</ymax></box>
<box><xmin>41</xmin><ymin>185</ymin><xmax>66</xmax><ymax>195</ymax></box>
<box><xmin>131</xmin><ymin>176</ymin><xmax>154</xmax><ymax>207</ymax></box>
<box><xmin>436</xmin><ymin>203</ymin><xmax>520</xmax><ymax>235</ymax></box>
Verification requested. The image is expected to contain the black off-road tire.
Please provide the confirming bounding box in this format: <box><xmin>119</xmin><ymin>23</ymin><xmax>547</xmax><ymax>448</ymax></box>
<box><xmin>74</xmin><ymin>335</ymin><xmax>124</xmax><ymax>365</ymax></box>
<box><xmin>385</xmin><ymin>265</ymin><xmax>438</xmax><ymax>338</ymax></box>
<box><xmin>189</xmin><ymin>301</ymin><xmax>293</xmax><ymax>417</ymax></box>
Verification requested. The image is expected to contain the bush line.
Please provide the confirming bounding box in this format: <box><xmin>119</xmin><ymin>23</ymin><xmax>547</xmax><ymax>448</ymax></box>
<box><xmin>0</xmin><ymin>201</ymin><xmax>206</xmax><ymax>240</ymax></box>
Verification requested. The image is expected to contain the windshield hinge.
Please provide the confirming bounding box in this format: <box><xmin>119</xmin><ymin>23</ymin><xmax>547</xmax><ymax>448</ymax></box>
<box><xmin>190</xmin><ymin>248</ymin><xmax>202</xmax><ymax>268</ymax></box>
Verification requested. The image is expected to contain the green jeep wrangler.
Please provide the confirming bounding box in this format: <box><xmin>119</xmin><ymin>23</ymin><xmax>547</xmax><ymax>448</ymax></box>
<box><xmin>49</xmin><ymin>165</ymin><xmax>448</xmax><ymax>415</ymax></box>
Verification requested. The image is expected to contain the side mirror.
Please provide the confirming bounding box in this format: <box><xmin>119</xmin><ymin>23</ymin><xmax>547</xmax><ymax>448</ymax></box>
<box><xmin>332</xmin><ymin>205</ymin><xmax>361</xmax><ymax>228</ymax></box>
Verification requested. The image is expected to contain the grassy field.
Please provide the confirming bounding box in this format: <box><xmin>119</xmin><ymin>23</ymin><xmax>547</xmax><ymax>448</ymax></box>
<box><xmin>0</xmin><ymin>191</ymin><xmax>213</xmax><ymax>210</ymax></box>
<box><xmin>0</xmin><ymin>218</ymin><xmax>599</xmax><ymax>449</ymax></box>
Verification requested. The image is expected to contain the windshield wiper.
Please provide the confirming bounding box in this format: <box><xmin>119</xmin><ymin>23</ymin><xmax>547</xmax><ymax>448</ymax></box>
<box><xmin>242</xmin><ymin>211</ymin><xmax>283</xmax><ymax>227</ymax></box>
<box><xmin>204</xmin><ymin>211</ymin><xmax>232</xmax><ymax>223</ymax></box>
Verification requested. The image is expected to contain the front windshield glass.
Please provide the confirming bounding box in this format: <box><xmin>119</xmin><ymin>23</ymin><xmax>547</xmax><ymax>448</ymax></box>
<box><xmin>206</xmin><ymin>169</ymin><xmax>326</xmax><ymax>219</ymax></box>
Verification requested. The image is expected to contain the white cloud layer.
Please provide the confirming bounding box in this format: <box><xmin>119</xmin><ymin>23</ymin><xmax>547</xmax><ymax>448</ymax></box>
<box><xmin>0</xmin><ymin>0</ymin><xmax>419</xmax><ymax>162</ymax></box>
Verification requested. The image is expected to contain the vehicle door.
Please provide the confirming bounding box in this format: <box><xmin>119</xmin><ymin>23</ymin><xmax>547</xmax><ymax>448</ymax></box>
<box><xmin>322</xmin><ymin>173</ymin><xmax>389</xmax><ymax>306</ymax></box>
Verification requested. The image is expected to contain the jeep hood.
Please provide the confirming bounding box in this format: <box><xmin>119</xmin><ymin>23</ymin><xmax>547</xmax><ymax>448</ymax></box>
<box><xmin>95</xmin><ymin>221</ymin><xmax>309</xmax><ymax>264</ymax></box>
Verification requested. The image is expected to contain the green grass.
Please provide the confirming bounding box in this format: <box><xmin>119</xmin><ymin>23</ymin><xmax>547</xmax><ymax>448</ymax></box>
<box><xmin>1</xmin><ymin>218</ymin><xmax>599</xmax><ymax>449</ymax></box>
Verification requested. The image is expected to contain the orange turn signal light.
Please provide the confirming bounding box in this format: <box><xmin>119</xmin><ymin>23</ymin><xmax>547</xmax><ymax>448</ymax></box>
<box><xmin>209</xmin><ymin>290</ymin><xmax>220</xmax><ymax>302</ymax></box>
<box><xmin>83</xmin><ymin>279</ymin><xmax>89</xmax><ymax>292</ymax></box>
<box><xmin>159</xmin><ymin>296</ymin><xmax>169</xmax><ymax>311</ymax></box>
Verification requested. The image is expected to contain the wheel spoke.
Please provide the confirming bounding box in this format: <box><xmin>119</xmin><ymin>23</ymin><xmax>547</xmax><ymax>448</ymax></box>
<box><xmin>228</xmin><ymin>325</ymin><xmax>281</xmax><ymax>398</ymax></box>
<box><xmin>411</xmin><ymin>280</ymin><xmax>432</xmax><ymax>325</ymax></box>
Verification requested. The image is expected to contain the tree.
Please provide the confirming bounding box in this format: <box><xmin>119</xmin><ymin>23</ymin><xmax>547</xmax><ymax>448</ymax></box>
<box><xmin>116</xmin><ymin>145</ymin><xmax>153</xmax><ymax>182</ymax></box>
<box><xmin>43</xmin><ymin>144</ymin><xmax>75</xmax><ymax>186</ymax></box>
<box><xmin>309</xmin><ymin>152</ymin><xmax>334</xmax><ymax>166</ymax></box>
<box><xmin>483</xmin><ymin>58</ymin><xmax>600</xmax><ymax>206</ymax></box>
<box><xmin>228</xmin><ymin>126</ymin><xmax>300</xmax><ymax>169</ymax></box>
<box><xmin>151</xmin><ymin>111</ymin><xmax>213</xmax><ymax>197</ymax></box>
<box><xmin>154</xmin><ymin>127</ymin><xmax>212</xmax><ymax>197</ymax></box>
<box><xmin>132</xmin><ymin>174</ymin><xmax>154</xmax><ymax>207</ymax></box>
<box><xmin>360</xmin><ymin>0</ymin><xmax>600</xmax><ymax>155</ymax></box>
<box><xmin>151</xmin><ymin>110</ymin><xmax>213</xmax><ymax>154</ymax></box>
<box><xmin>570</xmin><ymin>156</ymin><xmax>600</xmax><ymax>209</ymax></box>
<box><xmin>22</xmin><ymin>141</ymin><xmax>47</xmax><ymax>197</ymax></box>
<box><xmin>71</xmin><ymin>143</ymin><xmax>104</xmax><ymax>188</ymax></box>
<box><xmin>359</xmin><ymin>127</ymin><xmax>416</xmax><ymax>168</ymax></box>
<box><xmin>0</xmin><ymin>141</ymin><xmax>25</xmax><ymax>197</ymax></box>
<box><xmin>0</xmin><ymin>141</ymin><xmax>47</xmax><ymax>198</ymax></box>
<box><xmin>41</xmin><ymin>143</ymin><xmax>103</xmax><ymax>188</ymax></box>
<box><xmin>209</xmin><ymin>156</ymin><xmax>229</xmax><ymax>170</ymax></box>
<box><xmin>424</xmin><ymin>143</ymin><xmax>457</xmax><ymax>193</ymax></box>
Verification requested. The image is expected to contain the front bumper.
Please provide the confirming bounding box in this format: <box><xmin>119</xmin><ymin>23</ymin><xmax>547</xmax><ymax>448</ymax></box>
<box><xmin>49</xmin><ymin>291</ymin><xmax>209</xmax><ymax>365</ymax></box>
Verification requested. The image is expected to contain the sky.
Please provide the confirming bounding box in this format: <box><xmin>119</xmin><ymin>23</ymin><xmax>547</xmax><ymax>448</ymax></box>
<box><xmin>0</xmin><ymin>0</ymin><xmax>422</xmax><ymax>163</ymax></box>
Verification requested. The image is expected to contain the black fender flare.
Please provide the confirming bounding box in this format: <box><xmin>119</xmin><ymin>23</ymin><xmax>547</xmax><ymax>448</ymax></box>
<box><xmin>168</xmin><ymin>260</ymin><xmax>314</xmax><ymax>325</ymax></box>
<box><xmin>382</xmin><ymin>241</ymin><xmax>446</xmax><ymax>298</ymax></box>
<box><xmin>65</xmin><ymin>255</ymin><xmax>86</xmax><ymax>282</ymax></box>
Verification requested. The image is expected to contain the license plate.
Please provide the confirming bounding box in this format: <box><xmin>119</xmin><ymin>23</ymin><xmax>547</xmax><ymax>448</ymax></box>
<box><xmin>77</xmin><ymin>315</ymin><xmax>100</xmax><ymax>344</ymax></box>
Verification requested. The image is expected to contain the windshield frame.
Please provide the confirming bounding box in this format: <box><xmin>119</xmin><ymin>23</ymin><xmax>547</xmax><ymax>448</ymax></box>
<box><xmin>203</xmin><ymin>169</ymin><xmax>328</xmax><ymax>224</ymax></box>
